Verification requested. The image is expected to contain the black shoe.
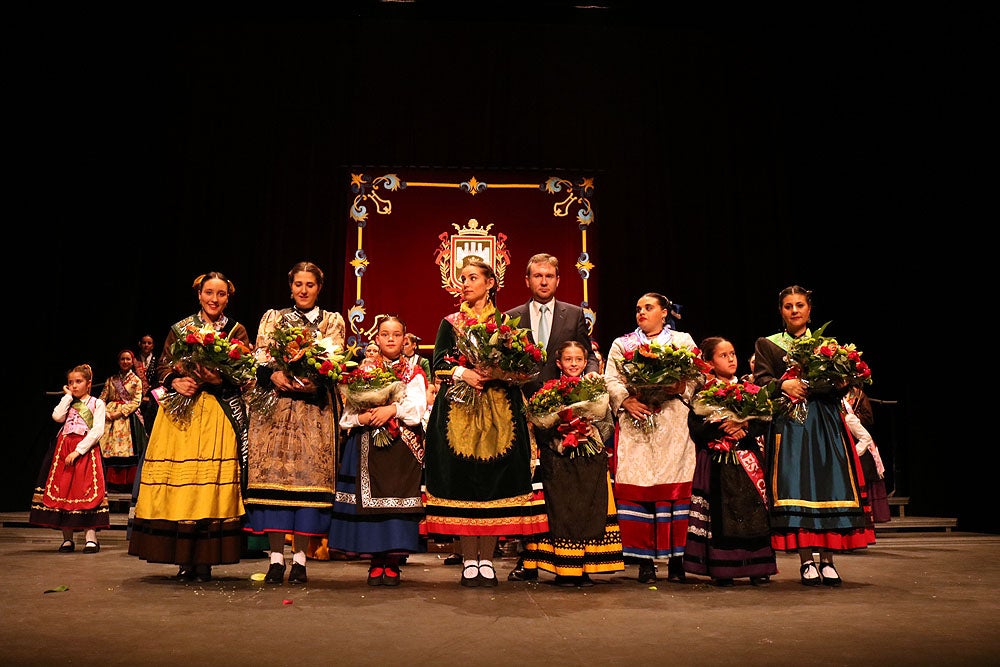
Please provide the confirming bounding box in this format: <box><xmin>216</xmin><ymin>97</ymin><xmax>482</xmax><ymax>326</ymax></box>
<box><xmin>443</xmin><ymin>553</ymin><xmax>462</xmax><ymax>566</ymax></box>
<box><xmin>265</xmin><ymin>562</ymin><xmax>286</xmax><ymax>584</ymax></box>
<box><xmin>578</xmin><ymin>573</ymin><xmax>595</xmax><ymax>588</ymax></box>
<box><xmin>553</xmin><ymin>575</ymin><xmax>578</xmax><ymax>587</ymax></box>
<box><xmin>713</xmin><ymin>578</ymin><xmax>735</xmax><ymax>587</ymax></box>
<box><xmin>58</xmin><ymin>540</ymin><xmax>75</xmax><ymax>553</ymax></box>
<box><xmin>666</xmin><ymin>556</ymin><xmax>686</xmax><ymax>583</ymax></box>
<box><xmin>637</xmin><ymin>560</ymin><xmax>657</xmax><ymax>584</ymax></box>
<box><xmin>800</xmin><ymin>561</ymin><xmax>822</xmax><ymax>586</ymax></box>
<box><xmin>288</xmin><ymin>563</ymin><xmax>307</xmax><ymax>584</ymax></box>
<box><xmin>478</xmin><ymin>562</ymin><xmax>499</xmax><ymax>587</ymax></box>
<box><xmin>460</xmin><ymin>564</ymin><xmax>480</xmax><ymax>587</ymax></box>
<box><xmin>820</xmin><ymin>562</ymin><xmax>842</xmax><ymax>587</ymax></box>
<box><xmin>368</xmin><ymin>565</ymin><xmax>385</xmax><ymax>586</ymax></box>
<box><xmin>508</xmin><ymin>562</ymin><xmax>538</xmax><ymax>581</ymax></box>
<box><xmin>750</xmin><ymin>575</ymin><xmax>771</xmax><ymax>587</ymax></box>
<box><xmin>382</xmin><ymin>564</ymin><xmax>401</xmax><ymax>587</ymax></box>
<box><xmin>82</xmin><ymin>541</ymin><xmax>100</xmax><ymax>554</ymax></box>
<box><xmin>175</xmin><ymin>566</ymin><xmax>196</xmax><ymax>581</ymax></box>
<box><xmin>195</xmin><ymin>565</ymin><xmax>212</xmax><ymax>582</ymax></box>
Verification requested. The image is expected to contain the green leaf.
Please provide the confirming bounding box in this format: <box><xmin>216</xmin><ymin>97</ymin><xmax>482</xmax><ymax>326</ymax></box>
<box><xmin>43</xmin><ymin>585</ymin><xmax>69</xmax><ymax>594</ymax></box>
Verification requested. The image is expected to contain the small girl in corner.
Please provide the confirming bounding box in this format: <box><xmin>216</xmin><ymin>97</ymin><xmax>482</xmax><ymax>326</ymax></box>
<box><xmin>29</xmin><ymin>364</ymin><xmax>111</xmax><ymax>553</ymax></box>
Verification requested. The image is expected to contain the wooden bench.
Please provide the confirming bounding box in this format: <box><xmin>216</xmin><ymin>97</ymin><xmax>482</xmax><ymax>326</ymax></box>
<box><xmin>888</xmin><ymin>496</ymin><xmax>909</xmax><ymax>518</ymax></box>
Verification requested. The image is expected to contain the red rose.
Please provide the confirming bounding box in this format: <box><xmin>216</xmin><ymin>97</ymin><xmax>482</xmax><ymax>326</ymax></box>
<box><xmin>204</xmin><ymin>332</ymin><xmax>216</xmax><ymax>344</ymax></box>
<box><xmin>623</xmin><ymin>350</ymin><xmax>635</xmax><ymax>361</ymax></box>
<box><xmin>819</xmin><ymin>345</ymin><xmax>835</xmax><ymax>357</ymax></box>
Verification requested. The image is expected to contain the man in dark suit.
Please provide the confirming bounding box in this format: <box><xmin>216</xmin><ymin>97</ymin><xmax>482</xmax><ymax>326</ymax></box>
<box><xmin>505</xmin><ymin>252</ymin><xmax>599</xmax><ymax>398</ymax></box>
<box><xmin>504</xmin><ymin>252</ymin><xmax>600</xmax><ymax>581</ymax></box>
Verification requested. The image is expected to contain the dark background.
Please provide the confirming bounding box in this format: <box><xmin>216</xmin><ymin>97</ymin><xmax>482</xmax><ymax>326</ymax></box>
<box><xmin>18</xmin><ymin>7</ymin><xmax>983</xmax><ymax>529</ymax></box>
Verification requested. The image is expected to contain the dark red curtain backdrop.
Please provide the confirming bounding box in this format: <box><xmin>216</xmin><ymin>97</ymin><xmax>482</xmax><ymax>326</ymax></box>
<box><xmin>341</xmin><ymin>169</ymin><xmax>598</xmax><ymax>353</ymax></box>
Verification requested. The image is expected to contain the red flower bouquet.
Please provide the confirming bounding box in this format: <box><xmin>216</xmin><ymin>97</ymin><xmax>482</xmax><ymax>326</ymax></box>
<box><xmin>246</xmin><ymin>324</ymin><xmax>357</xmax><ymax>418</ymax></box>
<box><xmin>525</xmin><ymin>375</ymin><xmax>610</xmax><ymax>458</ymax></box>
<box><xmin>267</xmin><ymin>325</ymin><xmax>355</xmax><ymax>383</ymax></box>
<box><xmin>158</xmin><ymin>323</ymin><xmax>258</xmax><ymax>427</ymax></box>
<box><xmin>692</xmin><ymin>379</ymin><xmax>775</xmax><ymax>460</ymax></box>
<box><xmin>614</xmin><ymin>340</ymin><xmax>710</xmax><ymax>431</ymax></box>
<box><xmin>781</xmin><ymin>321</ymin><xmax>873</xmax><ymax>423</ymax></box>
<box><xmin>446</xmin><ymin>312</ymin><xmax>545</xmax><ymax>408</ymax></box>
<box><xmin>339</xmin><ymin>359</ymin><xmax>408</xmax><ymax>447</ymax></box>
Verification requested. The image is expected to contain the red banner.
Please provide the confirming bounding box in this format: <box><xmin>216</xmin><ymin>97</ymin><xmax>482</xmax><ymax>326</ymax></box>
<box><xmin>342</xmin><ymin>169</ymin><xmax>600</xmax><ymax>357</ymax></box>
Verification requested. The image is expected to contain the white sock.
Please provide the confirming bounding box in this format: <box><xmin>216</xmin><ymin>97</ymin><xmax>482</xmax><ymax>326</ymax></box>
<box><xmin>820</xmin><ymin>562</ymin><xmax>838</xmax><ymax>578</ymax></box>
<box><xmin>270</xmin><ymin>551</ymin><xmax>285</xmax><ymax>565</ymax></box>
<box><xmin>478</xmin><ymin>559</ymin><xmax>495</xmax><ymax>579</ymax></box>
<box><xmin>801</xmin><ymin>561</ymin><xmax>820</xmax><ymax>580</ymax></box>
<box><xmin>292</xmin><ymin>551</ymin><xmax>307</xmax><ymax>566</ymax></box>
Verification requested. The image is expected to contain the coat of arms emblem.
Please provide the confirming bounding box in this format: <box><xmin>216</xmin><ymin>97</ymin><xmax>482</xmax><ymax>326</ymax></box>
<box><xmin>434</xmin><ymin>218</ymin><xmax>511</xmax><ymax>298</ymax></box>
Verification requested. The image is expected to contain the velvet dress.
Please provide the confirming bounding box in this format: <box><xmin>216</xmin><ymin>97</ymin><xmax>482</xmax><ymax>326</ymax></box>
<box><xmin>421</xmin><ymin>304</ymin><xmax>548</xmax><ymax>539</ymax></box>
<box><xmin>753</xmin><ymin>331</ymin><xmax>876</xmax><ymax>553</ymax></box>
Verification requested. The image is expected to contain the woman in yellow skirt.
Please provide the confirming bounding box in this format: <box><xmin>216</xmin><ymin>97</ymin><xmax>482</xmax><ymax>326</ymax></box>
<box><xmin>129</xmin><ymin>272</ymin><xmax>252</xmax><ymax>582</ymax></box>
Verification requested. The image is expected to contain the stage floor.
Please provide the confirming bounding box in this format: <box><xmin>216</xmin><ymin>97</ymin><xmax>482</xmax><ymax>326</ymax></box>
<box><xmin>3</xmin><ymin>526</ymin><xmax>998</xmax><ymax>666</ymax></box>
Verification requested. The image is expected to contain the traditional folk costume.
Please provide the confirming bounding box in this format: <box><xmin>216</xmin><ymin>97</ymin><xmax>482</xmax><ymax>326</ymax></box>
<box><xmin>135</xmin><ymin>350</ymin><xmax>159</xmax><ymax>435</ymax></box>
<box><xmin>754</xmin><ymin>330</ymin><xmax>875</xmax><ymax>553</ymax></box>
<box><xmin>422</xmin><ymin>303</ymin><xmax>548</xmax><ymax>539</ymax></box>
<box><xmin>98</xmin><ymin>369</ymin><xmax>148</xmax><ymax>492</ymax></box>
<box><xmin>522</xmin><ymin>382</ymin><xmax>624</xmax><ymax>578</ymax></box>
<box><xmin>843</xmin><ymin>395</ymin><xmax>891</xmax><ymax>526</ymax></box>
<box><xmin>404</xmin><ymin>351</ymin><xmax>432</xmax><ymax>389</ymax></box>
<box><xmin>683</xmin><ymin>378</ymin><xmax>777</xmax><ymax>582</ymax></box>
<box><xmin>30</xmin><ymin>394</ymin><xmax>110</xmax><ymax>531</ymax></box>
<box><xmin>128</xmin><ymin>314</ymin><xmax>251</xmax><ymax>567</ymax></box>
<box><xmin>243</xmin><ymin>307</ymin><xmax>346</xmax><ymax>543</ymax></box>
<box><xmin>328</xmin><ymin>356</ymin><xmax>426</xmax><ymax>559</ymax></box>
<box><xmin>604</xmin><ymin>328</ymin><xmax>698</xmax><ymax>560</ymax></box>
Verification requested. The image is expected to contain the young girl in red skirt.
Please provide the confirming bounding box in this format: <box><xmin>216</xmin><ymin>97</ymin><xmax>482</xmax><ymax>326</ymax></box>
<box><xmin>30</xmin><ymin>364</ymin><xmax>111</xmax><ymax>553</ymax></box>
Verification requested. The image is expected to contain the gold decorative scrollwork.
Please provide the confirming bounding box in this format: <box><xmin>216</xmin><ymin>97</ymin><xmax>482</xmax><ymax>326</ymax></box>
<box><xmin>346</xmin><ymin>172</ymin><xmax>597</xmax><ymax>340</ymax></box>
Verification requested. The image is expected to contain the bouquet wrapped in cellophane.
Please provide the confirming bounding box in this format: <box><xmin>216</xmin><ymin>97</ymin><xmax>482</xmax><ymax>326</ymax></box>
<box><xmin>525</xmin><ymin>375</ymin><xmax>610</xmax><ymax>458</ymax></box>
<box><xmin>339</xmin><ymin>359</ymin><xmax>407</xmax><ymax>447</ymax></box>
<box><xmin>614</xmin><ymin>340</ymin><xmax>710</xmax><ymax>432</ymax></box>
<box><xmin>446</xmin><ymin>313</ymin><xmax>545</xmax><ymax>410</ymax></box>
<box><xmin>692</xmin><ymin>378</ymin><xmax>775</xmax><ymax>461</ymax></box>
<box><xmin>780</xmin><ymin>321</ymin><xmax>872</xmax><ymax>423</ymax></box>
<box><xmin>245</xmin><ymin>324</ymin><xmax>356</xmax><ymax>418</ymax></box>
<box><xmin>159</xmin><ymin>323</ymin><xmax>257</xmax><ymax>428</ymax></box>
